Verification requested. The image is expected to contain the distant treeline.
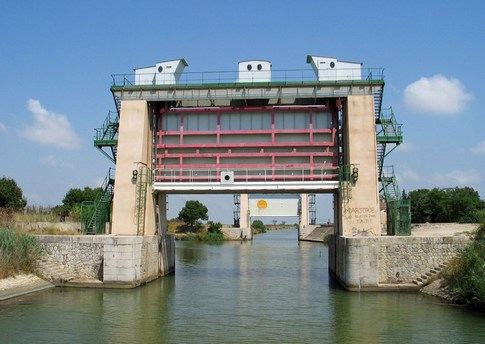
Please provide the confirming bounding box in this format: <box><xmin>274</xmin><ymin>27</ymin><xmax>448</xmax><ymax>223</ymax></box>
<box><xmin>408</xmin><ymin>187</ymin><xmax>485</xmax><ymax>223</ymax></box>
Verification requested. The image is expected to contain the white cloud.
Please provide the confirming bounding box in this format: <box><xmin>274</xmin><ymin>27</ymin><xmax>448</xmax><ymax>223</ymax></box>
<box><xmin>40</xmin><ymin>155</ymin><xmax>73</xmax><ymax>169</ymax></box>
<box><xmin>471</xmin><ymin>141</ymin><xmax>485</xmax><ymax>155</ymax></box>
<box><xmin>0</xmin><ymin>122</ymin><xmax>6</xmax><ymax>133</ymax></box>
<box><xmin>404</xmin><ymin>74</ymin><xmax>472</xmax><ymax>115</ymax></box>
<box><xmin>22</xmin><ymin>99</ymin><xmax>81</xmax><ymax>149</ymax></box>
<box><xmin>434</xmin><ymin>169</ymin><xmax>481</xmax><ymax>187</ymax></box>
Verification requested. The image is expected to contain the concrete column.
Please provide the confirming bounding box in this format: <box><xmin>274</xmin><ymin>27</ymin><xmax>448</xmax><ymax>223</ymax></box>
<box><xmin>338</xmin><ymin>95</ymin><xmax>381</xmax><ymax>237</ymax></box>
<box><xmin>298</xmin><ymin>193</ymin><xmax>312</xmax><ymax>240</ymax></box>
<box><xmin>156</xmin><ymin>193</ymin><xmax>168</xmax><ymax>235</ymax></box>
<box><xmin>111</xmin><ymin>100</ymin><xmax>156</xmax><ymax>235</ymax></box>
<box><xmin>239</xmin><ymin>193</ymin><xmax>249</xmax><ymax>228</ymax></box>
<box><xmin>299</xmin><ymin>193</ymin><xmax>309</xmax><ymax>228</ymax></box>
<box><xmin>239</xmin><ymin>194</ymin><xmax>252</xmax><ymax>240</ymax></box>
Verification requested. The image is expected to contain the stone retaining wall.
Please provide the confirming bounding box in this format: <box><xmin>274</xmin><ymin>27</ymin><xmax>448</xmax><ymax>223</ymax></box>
<box><xmin>378</xmin><ymin>236</ymin><xmax>469</xmax><ymax>284</ymax></box>
<box><xmin>329</xmin><ymin>234</ymin><xmax>470</xmax><ymax>290</ymax></box>
<box><xmin>37</xmin><ymin>235</ymin><xmax>104</xmax><ymax>279</ymax></box>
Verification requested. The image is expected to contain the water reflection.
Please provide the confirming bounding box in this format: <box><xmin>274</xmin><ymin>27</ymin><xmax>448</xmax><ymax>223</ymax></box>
<box><xmin>0</xmin><ymin>229</ymin><xmax>483</xmax><ymax>343</ymax></box>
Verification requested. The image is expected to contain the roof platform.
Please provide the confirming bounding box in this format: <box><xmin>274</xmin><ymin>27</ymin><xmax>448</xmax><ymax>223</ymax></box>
<box><xmin>111</xmin><ymin>68</ymin><xmax>384</xmax><ymax>103</ymax></box>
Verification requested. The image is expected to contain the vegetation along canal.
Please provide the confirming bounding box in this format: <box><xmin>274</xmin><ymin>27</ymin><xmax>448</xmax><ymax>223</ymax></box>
<box><xmin>0</xmin><ymin>229</ymin><xmax>484</xmax><ymax>343</ymax></box>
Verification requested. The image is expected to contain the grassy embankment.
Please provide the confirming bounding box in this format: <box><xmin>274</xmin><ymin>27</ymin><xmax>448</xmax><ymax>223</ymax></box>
<box><xmin>0</xmin><ymin>208</ymin><xmax>79</xmax><ymax>235</ymax></box>
<box><xmin>0</xmin><ymin>227</ymin><xmax>42</xmax><ymax>279</ymax></box>
<box><xmin>442</xmin><ymin>223</ymin><xmax>485</xmax><ymax>310</ymax></box>
<box><xmin>168</xmin><ymin>219</ymin><xmax>225</xmax><ymax>242</ymax></box>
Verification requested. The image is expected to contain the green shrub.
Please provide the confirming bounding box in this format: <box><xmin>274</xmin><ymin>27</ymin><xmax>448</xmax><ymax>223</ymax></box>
<box><xmin>203</xmin><ymin>231</ymin><xmax>225</xmax><ymax>242</ymax></box>
<box><xmin>207</xmin><ymin>221</ymin><xmax>222</xmax><ymax>234</ymax></box>
<box><xmin>69</xmin><ymin>204</ymin><xmax>82</xmax><ymax>221</ymax></box>
<box><xmin>443</xmin><ymin>223</ymin><xmax>485</xmax><ymax>310</ymax></box>
<box><xmin>251</xmin><ymin>220</ymin><xmax>267</xmax><ymax>234</ymax></box>
<box><xmin>0</xmin><ymin>228</ymin><xmax>42</xmax><ymax>278</ymax></box>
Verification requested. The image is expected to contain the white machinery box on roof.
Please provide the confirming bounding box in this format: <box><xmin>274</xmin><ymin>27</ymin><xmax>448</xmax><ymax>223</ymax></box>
<box><xmin>238</xmin><ymin>60</ymin><xmax>272</xmax><ymax>83</ymax></box>
<box><xmin>134</xmin><ymin>59</ymin><xmax>188</xmax><ymax>85</ymax></box>
<box><xmin>306</xmin><ymin>55</ymin><xmax>362</xmax><ymax>81</ymax></box>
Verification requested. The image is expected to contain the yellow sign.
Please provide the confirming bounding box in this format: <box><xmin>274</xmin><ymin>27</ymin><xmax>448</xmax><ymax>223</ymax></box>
<box><xmin>257</xmin><ymin>199</ymin><xmax>268</xmax><ymax>209</ymax></box>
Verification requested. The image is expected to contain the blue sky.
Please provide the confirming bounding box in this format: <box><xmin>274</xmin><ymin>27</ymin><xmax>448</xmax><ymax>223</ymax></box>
<box><xmin>0</xmin><ymin>1</ymin><xmax>484</xmax><ymax>223</ymax></box>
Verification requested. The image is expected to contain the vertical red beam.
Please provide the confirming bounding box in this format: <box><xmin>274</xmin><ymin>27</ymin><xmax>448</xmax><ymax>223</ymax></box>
<box><xmin>310</xmin><ymin>153</ymin><xmax>314</xmax><ymax>180</ymax></box>
<box><xmin>216</xmin><ymin>111</ymin><xmax>221</xmax><ymax>144</ymax></box>
<box><xmin>179</xmin><ymin>111</ymin><xmax>184</xmax><ymax>145</ymax></box>
<box><xmin>271</xmin><ymin>155</ymin><xmax>275</xmax><ymax>181</ymax></box>
<box><xmin>331</xmin><ymin>101</ymin><xmax>337</xmax><ymax>145</ymax></box>
<box><xmin>331</xmin><ymin>100</ymin><xmax>338</xmax><ymax>166</ymax></box>
<box><xmin>309</xmin><ymin>110</ymin><xmax>314</xmax><ymax>143</ymax></box>
<box><xmin>271</xmin><ymin>109</ymin><xmax>275</xmax><ymax>143</ymax></box>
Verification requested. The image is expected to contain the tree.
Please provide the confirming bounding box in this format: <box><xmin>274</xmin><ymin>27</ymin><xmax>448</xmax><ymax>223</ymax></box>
<box><xmin>178</xmin><ymin>200</ymin><xmax>208</xmax><ymax>229</ymax></box>
<box><xmin>251</xmin><ymin>219</ymin><xmax>267</xmax><ymax>234</ymax></box>
<box><xmin>62</xmin><ymin>187</ymin><xmax>103</xmax><ymax>210</ymax></box>
<box><xmin>0</xmin><ymin>177</ymin><xmax>27</xmax><ymax>210</ymax></box>
<box><xmin>58</xmin><ymin>187</ymin><xmax>103</xmax><ymax>218</ymax></box>
<box><xmin>409</xmin><ymin>187</ymin><xmax>484</xmax><ymax>223</ymax></box>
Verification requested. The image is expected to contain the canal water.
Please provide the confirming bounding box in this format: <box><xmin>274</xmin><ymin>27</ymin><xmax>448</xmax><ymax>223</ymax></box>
<box><xmin>0</xmin><ymin>229</ymin><xmax>483</xmax><ymax>343</ymax></box>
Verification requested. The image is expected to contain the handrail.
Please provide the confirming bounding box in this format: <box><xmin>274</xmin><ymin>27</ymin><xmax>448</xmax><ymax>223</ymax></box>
<box><xmin>155</xmin><ymin>166</ymin><xmax>338</xmax><ymax>183</ymax></box>
<box><xmin>94</xmin><ymin>110</ymin><xmax>119</xmax><ymax>142</ymax></box>
<box><xmin>111</xmin><ymin>68</ymin><xmax>385</xmax><ymax>87</ymax></box>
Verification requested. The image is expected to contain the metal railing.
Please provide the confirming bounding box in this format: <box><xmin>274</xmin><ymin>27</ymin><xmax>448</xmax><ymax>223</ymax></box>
<box><xmin>94</xmin><ymin>110</ymin><xmax>119</xmax><ymax>142</ymax></box>
<box><xmin>111</xmin><ymin>68</ymin><xmax>385</xmax><ymax>87</ymax></box>
<box><xmin>154</xmin><ymin>166</ymin><xmax>339</xmax><ymax>183</ymax></box>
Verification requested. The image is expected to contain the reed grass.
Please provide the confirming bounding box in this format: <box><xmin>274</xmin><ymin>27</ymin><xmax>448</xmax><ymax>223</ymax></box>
<box><xmin>0</xmin><ymin>228</ymin><xmax>42</xmax><ymax>279</ymax></box>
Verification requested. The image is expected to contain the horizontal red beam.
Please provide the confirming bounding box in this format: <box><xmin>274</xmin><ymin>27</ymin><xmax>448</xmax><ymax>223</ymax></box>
<box><xmin>157</xmin><ymin>151</ymin><xmax>336</xmax><ymax>159</ymax></box>
<box><xmin>161</xmin><ymin>105</ymin><xmax>330</xmax><ymax>114</ymax></box>
<box><xmin>157</xmin><ymin>142</ymin><xmax>335</xmax><ymax>149</ymax></box>
<box><xmin>158</xmin><ymin>128</ymin><xmax>333</xmax><ymax>136</ymax></box>
<box><xmin>156</xmin><ymin>163</ymin><xmax>338</xmax><ymax>169</ymax></box>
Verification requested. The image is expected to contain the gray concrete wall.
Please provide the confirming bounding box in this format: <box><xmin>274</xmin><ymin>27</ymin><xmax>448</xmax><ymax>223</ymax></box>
<box><xmin>222</xmin><ymin>227</ymin><xmax>252</xmax><ymax>240</ymax></box>
<box><xmin>36</xmin><ymin>234</ymin><xmax>175</xmax><ymax>288</ymax></box>
<box><xmin>299</xmin><ymin>225</ymin><xmax>334</xmax><ymax>242</ymax></box>
<box><xmin>329</xmin><ymin>234</ymin><xmax>470</xmax><ymax>290</ymax></box>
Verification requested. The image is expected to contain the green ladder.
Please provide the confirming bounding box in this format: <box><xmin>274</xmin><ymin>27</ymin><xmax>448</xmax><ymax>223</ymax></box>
<box><xmin>381</xmin><ymin>166</ymin><xmax>411</xmax><ymax>236</ymax></box>
<box><xmin>135</xmin><ymin>166</ymin><xmax>150</xmax><ymax>236</ymax></box>
<box><xmin>81</xmin><ymin>168</ymin><xmax>115</xmax><ymax>234</ymax></box>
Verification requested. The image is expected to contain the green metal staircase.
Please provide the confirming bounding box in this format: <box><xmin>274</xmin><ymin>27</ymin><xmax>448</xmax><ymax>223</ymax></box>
<box><xmin>373</xmin><ymin>97</ymin><xmax>411</xmax><ymax>235</ymax></box>
<box><xmin>380</xmin><ymin>166</ymin><xmax>411</xmax><ymax>235</ymax></box>
<box><xmin>376</xmin><ymin>107</ymin><xmax>403</xmax><ymax>180</ymax></box>
<box><xmin>373</xmin><ymin>87</ymin><xmax>384</xmax><ymax>120</ymax></box>
<box><xmin>86</xmin><ymin>96</ymin><xmax>121</xmax><ymax>235</ymax></box>
<box><xmin>94</xmin><ymin>110</ymin><xmax>119</xmax><ymax>163</ymax></box>
<box><xmin>81</xmin><ymin>168</ymin><xmax>115</xmax><ymax>234</ymax></box>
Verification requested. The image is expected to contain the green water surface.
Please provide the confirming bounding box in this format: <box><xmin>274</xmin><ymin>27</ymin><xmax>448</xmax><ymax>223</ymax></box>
<box><xmin>0</xmin><ymin>229</ymin><xmax>483</xmax><ymax>343</ymax></box>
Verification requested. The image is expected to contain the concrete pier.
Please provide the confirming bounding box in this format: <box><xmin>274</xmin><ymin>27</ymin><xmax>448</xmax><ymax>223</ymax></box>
<box><xmin>36</xmin><ymin>234</ymin><xmax>175</xmax><ymax>288</ymax></box>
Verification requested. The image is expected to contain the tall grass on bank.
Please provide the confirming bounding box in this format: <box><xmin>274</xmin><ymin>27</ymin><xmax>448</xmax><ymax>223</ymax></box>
<box><xmin>443</xmin><ymin>223</ymin><xmax>485</xmax><ymax>310</ymax></box>
<box><xmin>179</xmin><ymin>231</ymin><xmax>225</xmax><ymax>242</ymax></box>
<box><xmin>0</xmin><ymin>228</ymin><xmax>42</xmax><ymax>279</ymax></box>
